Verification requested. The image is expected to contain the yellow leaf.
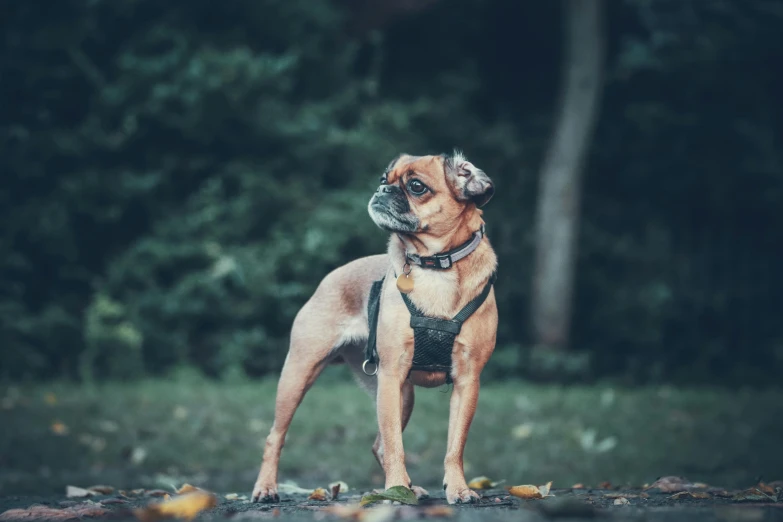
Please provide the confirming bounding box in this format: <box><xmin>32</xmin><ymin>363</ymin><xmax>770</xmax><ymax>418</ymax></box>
<box><xmin>51</xmin><ymin>421</ymin><xmax>69</xmax><ymax>436</ymax></box>
<box><xmin>308</xmin><ymin>488</ymin><xmax>329</xmax><ymax>501</ymax></box>
<box><xmin>175</xmin><ymin>484</ymin><xmax>201</xmax><ymax>495</ymax></box>
<box><xmin>506</xmin><ymin>485</ymin><xmax>542</xmax><ymax>499</ymax></box>
<box><xmin>506</xmin><ymin>482</ymin><xmax>553</xmax><ymax>499</ymax></box>
<box><xmin>134</xmin><ymin>491</ymin><xmax>217</xmax><ymax>522</ymax></box>
<box><xmin>467</xmin><ymin>476</ymin><xmax>504</xmax><ymax>489</ymax></box>
<box><xmin>224</xmin><ymin>493</ymin><xmax>239</xmax><ymax>500</ymax></box>
<box><xmin>467</xmin><ymin>477</ymin><xmax>493</xmax><ymax>489</ymax></box>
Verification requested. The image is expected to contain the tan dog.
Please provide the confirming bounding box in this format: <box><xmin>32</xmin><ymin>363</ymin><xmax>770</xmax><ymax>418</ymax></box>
<box><xmin>251</xmin><ymin>151</ymin><xmax>498</xmax><ymax>505</ymax></box>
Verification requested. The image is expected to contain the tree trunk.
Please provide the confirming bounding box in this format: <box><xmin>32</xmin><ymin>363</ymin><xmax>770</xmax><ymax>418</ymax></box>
<box><xmin>530</xmin><ymin>0</ymin><xmax>605</xmax><ymax>350</ymax></box>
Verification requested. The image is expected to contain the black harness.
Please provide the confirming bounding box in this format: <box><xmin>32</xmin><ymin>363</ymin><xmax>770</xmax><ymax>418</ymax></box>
<box><xmin>363</xmin><ymin>265</ymin><xmax>496</xmax><ymax>384</ymax></box>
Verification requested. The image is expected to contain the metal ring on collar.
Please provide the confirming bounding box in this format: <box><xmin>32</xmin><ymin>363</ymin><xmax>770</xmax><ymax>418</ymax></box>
<box><xmin>362</xmin><ymin>359</ymin><xmax>378</xmax><ymax>376</ymax></box>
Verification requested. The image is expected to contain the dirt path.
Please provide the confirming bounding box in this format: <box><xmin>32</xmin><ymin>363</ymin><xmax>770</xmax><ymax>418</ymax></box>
<box><xmin>2</xmin><ymin>487</ymin><xmax>782</xmax><ymax>522</ymax></box>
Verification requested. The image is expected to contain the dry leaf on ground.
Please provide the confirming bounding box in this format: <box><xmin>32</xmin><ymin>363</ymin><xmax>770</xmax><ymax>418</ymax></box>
<box><xmin>329</xmin><ymin>483</ymin><xmax>342</xmax><ymax>500</ymax></box>
<box><xmin>506</xmin><ymin>481</ymin><xmax>553</xmax><ymax>500</ymax></box>
<box><xmin>175</xmin><ymin>484</ymin><xmax>201</xmax><ymax>495</ymax></box>
<box><xmin>65</xmin><ymin>486</ymin><xmax>96</xmax><ymax>498</ymax></box>
<box><xmin>467</xmin><ymin>476</ymin><xmax>504</xmax><ymax>490</ymax></box>
<box><xmin>145</xmin><ymin>490</ymin><xmax>170</xmax><ymax>498</ymax></box>
<box><xmin>671</xmin><ymin>491</ymin><xmax>711</xmax><ymax>500</ymax></box>
<box><xmin>613</xmin><ymin>497</ymin><xmax>630</xmax><ymax>506</ymax></box>
<box><xmin>87</xmin><ymin>485</ymin><xmax>114</xmax><ymax>495</ymax></box>
<box><xmin>308</xmin><ymin>488</ymin><xmax>329</xmax><ymax>501</ymax></box>
<box><xmin>598</xmin><ymin>481</ymin><xmax>612</xmax><ymax>489</ymax></box>
<box><xmin>0</xmin><ymin>503</ymin><xmax>107</xmax><ymax>521</ymax></box>
<box><xmin>134</xmin><ymin>490</ymin><xmax>217</xmax><ymax>522</ymax></box>
<box><xmin>731</xmin><ymin>487</ymin><xmax>779</xmax><ymax>503</ymax></box>
<box><xmin>646</xmin><ymin>476</ymin><xmax>696</xmax><ymax>493</ymax></box>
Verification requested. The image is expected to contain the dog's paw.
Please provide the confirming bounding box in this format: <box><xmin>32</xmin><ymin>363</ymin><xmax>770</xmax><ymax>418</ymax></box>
<box><xmin>446</xmin><ymin>486</ymin><xmax>480</xmax><ymax>505</ymax></box>
<box><xmin>251</xmin><ymin>483</ymin><xmax>280</xmax><ymax>504</ymax></box>
<box><xmin>411</xmin><ymin>486</ymin><xmax>430</xmax><ymax>499</ymax></box>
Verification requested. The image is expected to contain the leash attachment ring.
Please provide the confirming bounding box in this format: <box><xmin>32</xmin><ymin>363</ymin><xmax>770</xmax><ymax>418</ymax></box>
<box><xmin>362</xmin><ymin>359</ymin><xmax>378</xmax><ymax>376</ymax></box>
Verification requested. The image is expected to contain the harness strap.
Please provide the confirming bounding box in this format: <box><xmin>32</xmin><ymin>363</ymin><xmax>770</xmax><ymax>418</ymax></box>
<box><xmin>363</xmin><ymin>272</ymin><xmax>497</xmax><ymax>378</ymax></box>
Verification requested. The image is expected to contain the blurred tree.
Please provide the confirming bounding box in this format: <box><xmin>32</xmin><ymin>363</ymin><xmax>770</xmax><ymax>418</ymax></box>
<box><xmin>531</xmin><ymin>0</ymin><xmax>605</xmax><ymax>352</ymax></box>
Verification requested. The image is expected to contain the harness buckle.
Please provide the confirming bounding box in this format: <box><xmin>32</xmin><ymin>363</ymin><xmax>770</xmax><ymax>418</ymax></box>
<box><xmin>362</xmin><ymin>359</ymin><xmax>378</xmax><ymax>376</ymax></box>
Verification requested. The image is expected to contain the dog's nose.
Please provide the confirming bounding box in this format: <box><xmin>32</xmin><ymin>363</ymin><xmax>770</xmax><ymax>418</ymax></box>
<box><xmin>378</xmin><ymin>185</ymin><xmax>393</xmax><ymax>194</ymax></box>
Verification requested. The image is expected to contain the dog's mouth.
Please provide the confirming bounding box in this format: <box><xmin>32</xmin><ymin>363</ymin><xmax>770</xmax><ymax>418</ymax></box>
<box><xmin>368</xmin><ymin>198</ymin><xmax>419</xmax><ymax>233</ymax></box>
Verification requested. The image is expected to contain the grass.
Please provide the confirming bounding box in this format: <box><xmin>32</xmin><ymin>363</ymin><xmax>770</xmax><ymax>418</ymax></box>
<box><xmin>2</xmin><ymin>367</ymin><xmax>782</xmax><ymax>496</ymax></box>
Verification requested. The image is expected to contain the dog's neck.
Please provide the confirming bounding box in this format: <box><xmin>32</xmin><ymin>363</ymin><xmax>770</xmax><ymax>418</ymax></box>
<box><xmin>386</xmin><ymin>212</ymin><xmax>497</xmax><ymax>317</ymax></box>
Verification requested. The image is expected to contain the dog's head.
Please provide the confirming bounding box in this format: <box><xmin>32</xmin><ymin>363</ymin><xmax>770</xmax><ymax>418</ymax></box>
<box><xmin>367</xmin><ymin>150</ymin><xmax>494</xmax><ymax>235</ymax></box>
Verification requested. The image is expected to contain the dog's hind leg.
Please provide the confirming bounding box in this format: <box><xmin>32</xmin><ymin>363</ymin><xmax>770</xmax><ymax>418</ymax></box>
<box><xmin>251</xmin><ymin>310</ymin><xmax>341</xmax><ymax>503</ymax></box>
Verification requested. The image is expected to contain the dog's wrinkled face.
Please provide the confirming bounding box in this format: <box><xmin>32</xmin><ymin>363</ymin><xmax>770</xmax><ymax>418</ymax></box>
<box><xmin>367</xmin><ymin>151</ymin><xmax>494</xmax><ymax>235</ymax></box>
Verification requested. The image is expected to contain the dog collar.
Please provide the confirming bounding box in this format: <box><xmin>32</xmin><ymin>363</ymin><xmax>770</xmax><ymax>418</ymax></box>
<box><xmin>405</xmin><ymin>224</ymin><xmax>485</xmax><ymax>270</ymax></box>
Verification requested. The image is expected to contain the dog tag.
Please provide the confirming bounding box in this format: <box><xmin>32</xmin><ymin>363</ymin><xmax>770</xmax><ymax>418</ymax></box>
<box><xmin>396</xmin><ymin>273</ymin><xmax>414</xmax><ymax>294</ymax></box>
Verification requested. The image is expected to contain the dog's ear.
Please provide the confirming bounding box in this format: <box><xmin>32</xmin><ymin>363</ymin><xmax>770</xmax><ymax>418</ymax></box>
<box><xmin>444</xmin><ymin>150</ymin><xmax>495</xmax><ymax>207</ymax></box>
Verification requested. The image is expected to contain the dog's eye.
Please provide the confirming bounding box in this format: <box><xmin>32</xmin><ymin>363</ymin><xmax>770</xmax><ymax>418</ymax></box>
<box><xmin>379</xmin><ymin>175</ymin><xmax>388</xmax><ymax>185</ymax></box>
<box><xmin>408</xmin><ymin>179</ymin><xmax>428</xmax><ymax>195</ymax></box>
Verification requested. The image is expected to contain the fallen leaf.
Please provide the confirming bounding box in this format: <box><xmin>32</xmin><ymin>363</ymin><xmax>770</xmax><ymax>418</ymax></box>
<box><xmin>329</xmin><ymin>483</ymin><xmax>341</xmax><ymax>500</ymax></box>
<box><xmin>86</xmin><ymin>485</ymin><xmax>114</xmax><ymax>495</ymax></box>
<box><xmin>134</xmin><ymin>490</ymin><xmax>217</xmax><ymax>522</ymax></box>
<box><xmin>671</xmin><ymin>491</ymin><xmax>711</xmax><ymax>500</ymax></box>
<box><xmin>613</xmin><ymin>497</ymin><xmax>630</xmax><ymax>506</ymax></box>
<box><xmin>467</xmin><ymin>476</ymin><xmax>505</xmax><ymax>490</ymax></box>
<box><xmin>225</xmin><ymin>493</ymin><xmax>239</xmax><ymax>500</ymax></box>
<box><xmin>146</xmin><ymin>490</ymin><xmax>170</xmax><ymax>498</ymax></box>
<box><xmin>598</xmin><ymin>481</ymin><xmax>612</xmax><ymax>489</ymax></box>
<box><xmin>0</xmin><ymin>503</ymin><xmax>107</xmax><ymax>521</ymax></box>
<box><xmin>421</xmin><ymin>505</ymin><xmax>454</xmax><ymax>517</ymax></box>
<box><xmin>571</xmin><ymin>483</ymin><xmax>585</xmax><ymax>489</ymax></box>
<box><xmin>50</xmin><ymin>422</ymin><xmax>69</xmax><ymax>436</ymax></box>
<box><xmin>506</xmin><ymin>482</ymin><xmax>553</xmax><ymax>500</ymax></box>
<box><xmin>757</xmin><ymin>482</ymin><xmax>782</xmax><ymax>496</ymax></box>
<box><xmin>731</xmin><ymin>487</ymin><xmax>777</xmax><ymax>503</ymax></box>
<box><xmin>101</xmin><ymin>498</ymin><xmax>128</xmax><ymax>505</ymax></box>
<box><xmin>329</xmin><ymin>481</ymin><xmax>349</xmax><ymax>494</ymax></box>
<box><xmin>360</xmin><ymin>486</ymin><xmax>418</xmax><ymax>506</ymax></box>
<box><xmin>646</xmin><ymin>476</ymin><xmax>695</xmax><ymax>493</ymax></box>
<box><xmin>66</xmin><ymin>486</ymin><xmax>95</xmax><ymax>498</ymax></box>
<box><xmin>309</xmin><ymin>488</ymin><xmax>329</xmax><ymax>501</ymax></box>
<box><xmin>712</xmin><ymin>490</ymin><xmax>732</xmax><ymax>498</ymax></box>
<box><xmin>175</xmin><ymin>484</ymin><xmax>201</xmax><ymax>495</ymax></box>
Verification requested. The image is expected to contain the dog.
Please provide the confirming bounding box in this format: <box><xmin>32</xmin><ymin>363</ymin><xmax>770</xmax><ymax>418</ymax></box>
<box><xmin>251</xmin><ymin>150</ymin><xmax>498</xmax><ymax>505</ymax></box>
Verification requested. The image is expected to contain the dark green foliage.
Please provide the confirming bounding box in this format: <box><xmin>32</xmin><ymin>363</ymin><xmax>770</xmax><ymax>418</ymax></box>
<box><xmin>0</xmin><ymin>0</ymin><xmax>781</xmax><ymax>383</ymax></box>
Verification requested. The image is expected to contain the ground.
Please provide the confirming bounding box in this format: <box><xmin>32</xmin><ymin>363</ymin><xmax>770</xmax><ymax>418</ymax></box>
<box><xmin>1</xmin><ymin>369</ymin><xmax>783</xmax><ymax>520</ymax></box>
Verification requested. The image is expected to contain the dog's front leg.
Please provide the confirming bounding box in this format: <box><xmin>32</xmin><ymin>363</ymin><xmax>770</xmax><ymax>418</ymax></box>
<box><xmin>442</xmin><ymin>373</ymin><xmax>481</xmax><ymax>504</ymax></box>
<box><xmin>376</xmin><ymin>367</ymin><xmax>412</xmax><ymax>491</ymax></box>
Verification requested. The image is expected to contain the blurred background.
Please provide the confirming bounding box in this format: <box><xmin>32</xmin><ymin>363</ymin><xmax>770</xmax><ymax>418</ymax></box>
<box><xmin>1</xmin><ymin>0</ymin><xmax>782</xmax><ymax>498</ymax></box>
